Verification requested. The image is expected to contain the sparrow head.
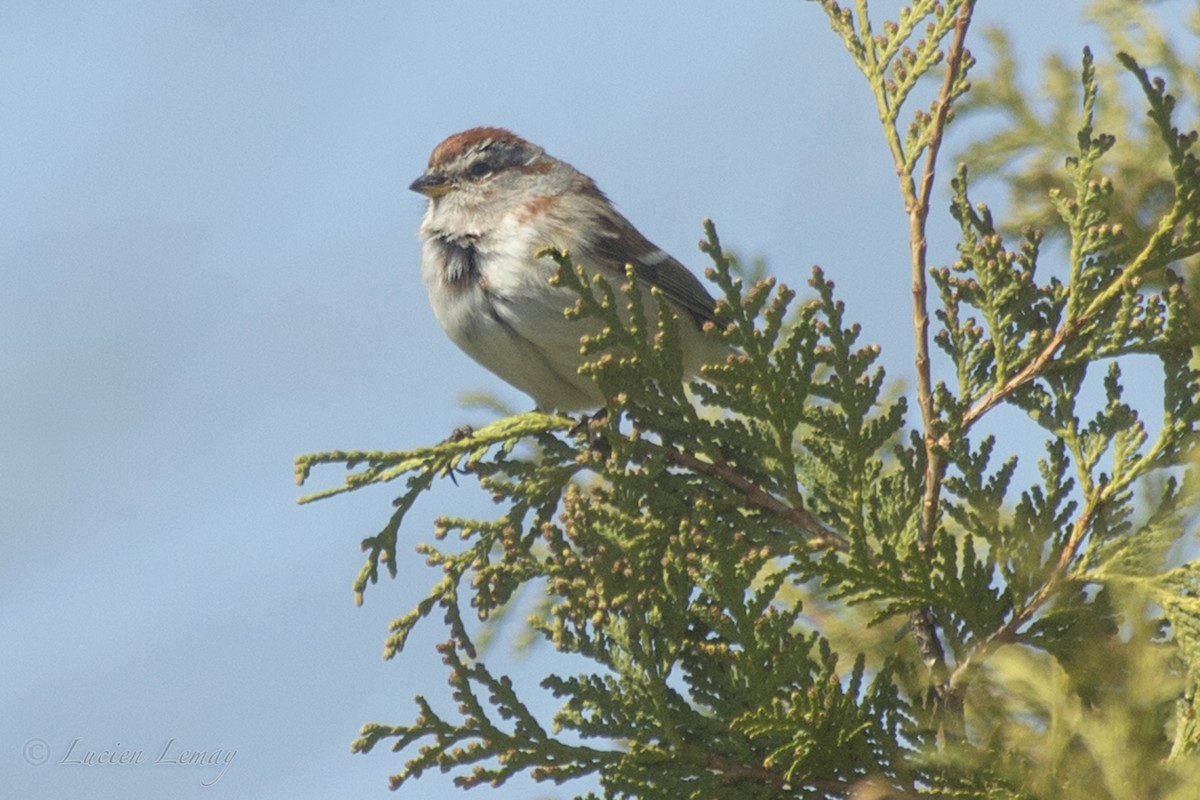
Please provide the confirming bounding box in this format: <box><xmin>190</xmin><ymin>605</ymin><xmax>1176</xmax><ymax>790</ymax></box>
<box><xmin>409</xmin><ymin>128</ymin><xmax>586</xmax><ymax>215</ymax></box>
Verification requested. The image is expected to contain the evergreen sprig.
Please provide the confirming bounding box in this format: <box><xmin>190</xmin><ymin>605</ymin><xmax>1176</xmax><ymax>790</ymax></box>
<box><xmin>958</xmin><ymin>1</ymin><xmax>1200</xmax><ymax>324</ymax></box>
<box><xmin>297</xmin><ymin>3</ymin><xmax>1200</xmax><ymax>797</ymax></box>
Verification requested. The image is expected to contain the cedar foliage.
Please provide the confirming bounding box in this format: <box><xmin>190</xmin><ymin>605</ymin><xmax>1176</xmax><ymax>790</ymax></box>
<box><xmin>296</xmin><ymin>2</ymin><xmax>1200</xmax><ymax>797</ymax></box>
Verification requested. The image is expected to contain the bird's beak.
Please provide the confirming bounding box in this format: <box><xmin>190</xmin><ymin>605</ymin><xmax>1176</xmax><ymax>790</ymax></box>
<box><xmin>409</xmin><ymin>172</ymin><xmax>450</xmax><ymax>198</ymax></box>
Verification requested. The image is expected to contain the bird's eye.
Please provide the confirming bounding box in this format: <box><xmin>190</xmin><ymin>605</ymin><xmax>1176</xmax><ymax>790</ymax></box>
<box><xmin>469</xmin><ymin>161</ymin><xmax>493</xmax><ymax>178</ymax></box>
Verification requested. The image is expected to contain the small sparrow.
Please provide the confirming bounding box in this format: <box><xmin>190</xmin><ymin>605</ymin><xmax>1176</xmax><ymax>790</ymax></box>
<box><xmin>410</xmin><ymin>127</ymin><xmax>727</xmax><ymax>412</ymax></box>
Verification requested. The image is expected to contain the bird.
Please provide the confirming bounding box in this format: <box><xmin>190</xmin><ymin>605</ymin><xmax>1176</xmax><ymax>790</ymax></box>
<box><xmin>410</xmin><ymin>127</ymin><xmax>727</xmax><ymax>412</ymax></box>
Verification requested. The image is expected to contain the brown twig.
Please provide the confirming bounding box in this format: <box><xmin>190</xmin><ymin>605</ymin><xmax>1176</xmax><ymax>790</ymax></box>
<box><xmin>902</xmin><ymin>2</ymin><xmax>975</xmax><ymax>689</ymax></box>
<box><xmin>911</xmin><ymin>4</ymin><xmax>973</xmax><ymax>563</ymax></box>
<box><xmin>660</xmin><ymin>445</ymin><xmax>850</xmax><ymax>553</ymax></box>
<box><xmin>949</xmin><ymin>494</ymin><xmax>1098</xmax><ymax>691</ymax></box>
<box><xmin>702</xmin><ymin>749</ymin><xmax>851</xmax><ymax>795</ymax></box>
<box><xmin>703</xmin><ymin>751</ymin><xmax>790</xmax><ymax>789</ymax></box>
<box><xmin>961</xmin><ymin>325</ymin><xmax>1073</xmax><ymax>430</ymax></box>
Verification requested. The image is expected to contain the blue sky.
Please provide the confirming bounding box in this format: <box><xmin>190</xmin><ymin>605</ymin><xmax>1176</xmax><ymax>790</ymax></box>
<box><xmin>2</xmin><ymin>2</ymin><xmax>1184</xmax><ymax>798</ymax></box>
